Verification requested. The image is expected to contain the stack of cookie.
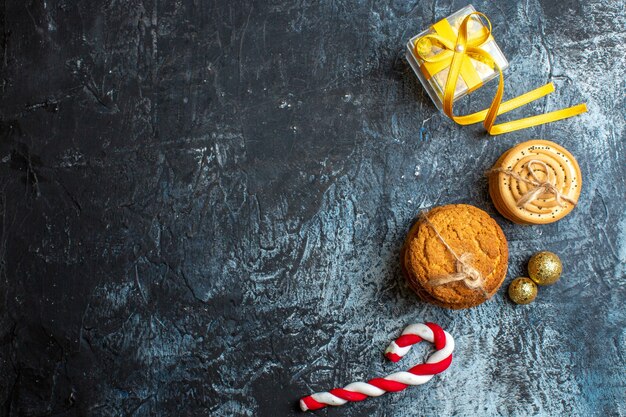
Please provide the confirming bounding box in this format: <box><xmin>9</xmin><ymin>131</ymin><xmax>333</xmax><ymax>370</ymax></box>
<box><xmin>488</xmin><ymin>140</ymin><xmax>581</xmax><ymax>225</ymax></box>
<box><xmin>401</xmin><ymin>204</ymin><xmax>508</xmax><ymax>309</ymax></box>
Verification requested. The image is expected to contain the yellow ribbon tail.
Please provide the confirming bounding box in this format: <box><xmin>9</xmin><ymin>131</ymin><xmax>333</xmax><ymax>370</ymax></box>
<box><xmin>487</xmin><ymin>103</ymin><xmax>588</xmax><ymax>135</ymax></box>
<box><xmin>447</xmin><ymin>78</ymin><xmax>587</xmax><ymax>134</ymax></box>
<box><xmin>449</xmin><ymin>83</ymin><xmax>555</xmax><ymax>126</ymax></box>
<box><xmin>496</xmin><ymin>83</ymin><xmax>555</xmax><ymax>116</ymax></box>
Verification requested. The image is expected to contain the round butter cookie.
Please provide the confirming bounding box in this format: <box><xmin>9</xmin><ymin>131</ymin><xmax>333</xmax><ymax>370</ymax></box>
<box><xmin>402</xmin><ymin>204</ymin><xmax>508</xmax><ymax>309</ymax></box>
<box><xmin>488</xmin><ymin>140</ymin><xmax>581</xmax><ymax>225</ymax></box>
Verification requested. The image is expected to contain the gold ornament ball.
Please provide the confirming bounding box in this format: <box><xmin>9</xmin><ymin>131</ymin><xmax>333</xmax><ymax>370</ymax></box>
<box><xmin>508</xmin><ymin>277</ymin><xmax>538</xmax><ymax>305</ymax></box>
<box><xmin>528</xmin><ymin>251</ymin><xmax>562</xmax><ymax>286</ymax></box>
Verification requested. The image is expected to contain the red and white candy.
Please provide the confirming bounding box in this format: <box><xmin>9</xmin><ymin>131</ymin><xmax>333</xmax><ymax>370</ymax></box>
<box><xmin>300</xmin><ymin>322</ymin><xmax>454</xmax><ymax>411</ymax></box>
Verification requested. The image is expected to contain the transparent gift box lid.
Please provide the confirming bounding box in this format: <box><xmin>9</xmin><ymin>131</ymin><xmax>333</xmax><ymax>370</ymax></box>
<box><xmin>406</xmin><ymin>5</ymin><xmax>509</xmax><ymax>111</ymax></box>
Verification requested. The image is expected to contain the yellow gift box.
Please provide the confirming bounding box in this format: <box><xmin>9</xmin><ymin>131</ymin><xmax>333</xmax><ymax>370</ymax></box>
<box><xmin>407</xmin><ymin>5</ymin><xmax>508</xmax><ymax>109</ymax></box>
<box><xmin>406</xmin><ymin>5</ymin><xmax>587</xmax><ymax>135</ymax></box>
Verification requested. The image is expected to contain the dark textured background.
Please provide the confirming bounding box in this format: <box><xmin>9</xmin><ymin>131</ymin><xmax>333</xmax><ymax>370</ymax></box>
<box><xmin>0</xmin><ymin>0</ymin><xmax>624</xmax><ymax>416</ymax></box>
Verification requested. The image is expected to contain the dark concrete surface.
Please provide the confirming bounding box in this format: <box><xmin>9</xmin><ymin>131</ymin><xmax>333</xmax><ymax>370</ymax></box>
<box><xmin>0</xmin><ymin>1</ymin><xmax>624</xmax><ymax>416</ymax></box>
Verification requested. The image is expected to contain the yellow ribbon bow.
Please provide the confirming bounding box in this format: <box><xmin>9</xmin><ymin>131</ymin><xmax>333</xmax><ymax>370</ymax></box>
<box><xmin>415</xmin><ymin>12</ymin><xmax>587</xmax><ymax>135</ymax></box>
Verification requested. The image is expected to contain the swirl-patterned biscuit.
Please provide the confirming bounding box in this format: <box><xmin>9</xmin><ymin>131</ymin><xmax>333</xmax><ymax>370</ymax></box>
<box><xmin>488</xmin><ymin>140</ymin><xmax>581</xmax><ymax>224</ymax></box>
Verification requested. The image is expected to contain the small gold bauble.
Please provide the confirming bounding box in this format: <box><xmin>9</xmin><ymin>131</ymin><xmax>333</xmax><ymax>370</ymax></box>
<box><xmin>508</xmin><ymin>277</ymin><xmax>538</xmax><ymax>305</ymax></box>
<box><xmin>528</xmin><ymin>251</ymin><xmax>562</xmax><ymax>286</ymax></box>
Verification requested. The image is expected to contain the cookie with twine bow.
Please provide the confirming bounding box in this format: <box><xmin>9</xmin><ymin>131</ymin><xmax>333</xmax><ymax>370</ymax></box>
<box><xmin>488</xmin><ymin>140</ymin><xmax>582</xmax><ymax>224</ymax></box>
<box><xmin>401</xmin><ymin>204</ymin><xmax>508</xmax><ymax>309</ymax></box>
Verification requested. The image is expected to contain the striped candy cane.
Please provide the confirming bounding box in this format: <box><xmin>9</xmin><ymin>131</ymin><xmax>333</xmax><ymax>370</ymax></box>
<box><xmin>300</xmin><ymin>322</ymin><xmax>454</xmax><ymax>411</ymax></box>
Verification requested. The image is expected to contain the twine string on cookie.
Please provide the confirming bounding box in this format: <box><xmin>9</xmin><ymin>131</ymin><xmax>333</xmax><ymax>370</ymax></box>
<box><xmin>490</xmin><ymin>159</ymin><xmax>577</xmax><ymax>208</ymax></box>
<box><xmin>420</xmin><ymin>213</ymin><xmax>488</xmax><ymax>298</ymax></box>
